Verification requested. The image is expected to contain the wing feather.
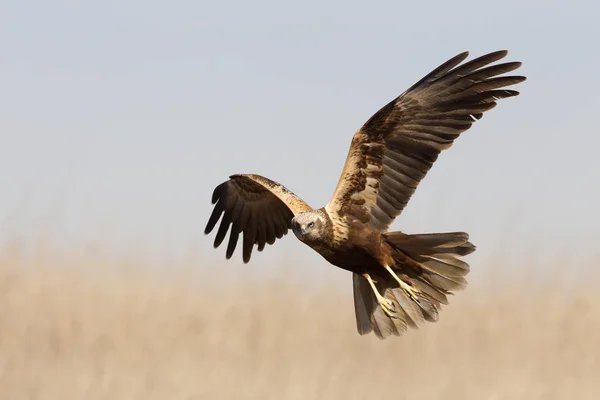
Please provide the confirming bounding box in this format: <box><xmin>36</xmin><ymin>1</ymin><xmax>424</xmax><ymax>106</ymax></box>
<box><xmin>205</xmin><ymin>174</ymin><xmax>312</xmax><ymax>263</ymax></box>
<box><xmin>326</xmin><ymin>50</ymin><xmax>525</xmax><ymax>231</ymax></box>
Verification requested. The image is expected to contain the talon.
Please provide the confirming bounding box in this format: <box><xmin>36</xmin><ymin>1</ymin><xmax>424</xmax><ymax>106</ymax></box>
<box><xmin>380</xmin><ymin>298</ymin><xmax>397</xmax><ymax>318</ymax></box>
<box><xmin>403</xmin><ymin>286</ymin><xmax>420</xmax><ymax>304</ymax></box>
<box><xmin>384</xmin><ymin>265</ymin><xmax>421</xmax><ymax>304</ymax></box>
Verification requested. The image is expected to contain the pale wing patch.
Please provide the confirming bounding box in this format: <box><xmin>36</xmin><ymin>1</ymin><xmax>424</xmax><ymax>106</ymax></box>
<box><xmin>325</xmin><ymin>139</ymin><xmax>385</xmax><ymax>218</ymax></box>
<box><xmin>325</xmin><ymin>140</ymin><xmax>386</xmax><ymax>243</ymax></box>
<box><xmin>243</xmin><ymin>174</ymin><xmax>313</xmax><ymax>215</ymax></box>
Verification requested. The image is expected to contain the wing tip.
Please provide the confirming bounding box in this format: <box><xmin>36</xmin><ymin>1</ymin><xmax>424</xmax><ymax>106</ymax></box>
<box><xmin>455</xmin><ymin>50</ymin><xmax>470</xmax><ymax>60</ymax></box>
<box><xmin>511</xmin><ymin>60</ymin><xmax>523</xmax><ymax>68</ymax></box>
<box><xmin>491</xmin><ymin>49</ymin><xmax>509</xmax><ymax>58</ymax></box>
<box><xmin>211</xmin><ymin>182</ymin><xmax>228</xmax><ymax>204</ymax></box>
<box><xmin>446</xmin><ymin>50</ymin><xmax>470</xmax><ymax>68</ymax></box>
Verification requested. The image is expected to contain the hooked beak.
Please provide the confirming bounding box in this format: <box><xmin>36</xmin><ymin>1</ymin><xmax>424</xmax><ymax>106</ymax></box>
<box><xmin>291</xmin><ymin>219</ymin><xmax>304</xmax><ymax>239</ymax></box>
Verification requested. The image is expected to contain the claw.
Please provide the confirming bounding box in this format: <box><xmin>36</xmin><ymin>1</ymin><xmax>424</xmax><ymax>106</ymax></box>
<box><xmin>379</xmin><ymin>297</ymin><xmax>397</xmax><ymax>318</ymax></box>
<box><xmin>384</xmin><ymin>265</ymin><xmax>420</xmax><ymax>304</ymax></box>
<box><xmin>403</xmin><ymin>285</ymin><xmax>420</xmax><ymax>303</ymax></box>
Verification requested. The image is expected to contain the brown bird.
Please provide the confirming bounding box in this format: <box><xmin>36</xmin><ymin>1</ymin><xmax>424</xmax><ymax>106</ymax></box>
<box><xmin>205</xmin><ymin>50</ymin><xmax>525</xmax><ymax>338</ymax></box>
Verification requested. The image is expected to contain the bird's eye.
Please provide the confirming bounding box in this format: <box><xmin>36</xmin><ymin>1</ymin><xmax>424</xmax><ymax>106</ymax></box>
<box><xmin>307</xmin><ymin>222</ymin><xmax>314</xmax><ymax>229</ymax></box>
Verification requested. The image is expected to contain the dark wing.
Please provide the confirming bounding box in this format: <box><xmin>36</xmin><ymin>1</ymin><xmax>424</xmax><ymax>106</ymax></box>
<box><xmin>205</xmin><ymin>174</ymin><xmax>312</xmax><ymax>263</ymax></box>
<box><xmin>325</xmin><ymin>50</ymin><xmax>525</xmax><ymax>232</ymax></box>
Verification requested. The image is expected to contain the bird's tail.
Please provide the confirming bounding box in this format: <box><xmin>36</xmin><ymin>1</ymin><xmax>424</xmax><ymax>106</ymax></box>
<box><xmin>353</xmin><ymin>231</ymin><xmax>475</xmax><ymax>339</ymax></box>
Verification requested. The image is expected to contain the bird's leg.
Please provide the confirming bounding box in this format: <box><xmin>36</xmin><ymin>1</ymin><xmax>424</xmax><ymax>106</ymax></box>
<box><xmin>362</xmin><ymin>273</ymin><xmax>397</xmax><ymax>318</ymax></box>
<box><xmin>384</xmin><ymin>265</ymin><xmax>420</xmax><ymax>304</ymax></box>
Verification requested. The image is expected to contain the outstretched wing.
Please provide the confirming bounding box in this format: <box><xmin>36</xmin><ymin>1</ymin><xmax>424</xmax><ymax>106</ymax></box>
<box><xmin>325</xmin><ymin>50</ymin><xmax>526</xmax><ymax>232</ymax></box>
<box><xmin>205</xmin><ymin>174</ymin><xmax>312</xmax><ymax>263</ymax></box>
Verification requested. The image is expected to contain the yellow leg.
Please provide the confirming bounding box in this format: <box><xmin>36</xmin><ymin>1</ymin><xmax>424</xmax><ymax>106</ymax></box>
<box><xmin>362</xmin><ymin>273</ymin><xmax>397</xmax><ymax>318</ymax></box>
<box><xmin>384</xmin><ymin>265</ymin><xmax>420</xmax><ymax>303</ymax></box>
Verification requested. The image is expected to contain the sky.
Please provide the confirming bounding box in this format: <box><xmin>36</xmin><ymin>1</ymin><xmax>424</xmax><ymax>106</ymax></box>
<box><xmin>1</xmin><ymin>0</ymin><xmax>599</xmax><ymax>277</ymax></box>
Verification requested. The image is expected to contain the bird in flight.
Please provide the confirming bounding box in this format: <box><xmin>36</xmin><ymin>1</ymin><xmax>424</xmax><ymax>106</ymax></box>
<box><xmin>205</xmin><ymin>50</ymin><xmax>525</xmax><ymax>338</ymax></box>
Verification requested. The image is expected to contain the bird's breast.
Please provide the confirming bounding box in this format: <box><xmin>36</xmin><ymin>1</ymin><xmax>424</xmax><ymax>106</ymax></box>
<box><xmin>305</xmin><ymin>235</ymin><xmax>382</xmax><ymax>274</ymax></box>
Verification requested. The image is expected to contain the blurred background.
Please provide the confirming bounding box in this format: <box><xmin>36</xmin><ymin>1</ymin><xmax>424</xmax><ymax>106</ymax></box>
<box><xmin>1</xmin><ymin>0</ymin><xmax>599</xmax><ymax>399</ymax></box>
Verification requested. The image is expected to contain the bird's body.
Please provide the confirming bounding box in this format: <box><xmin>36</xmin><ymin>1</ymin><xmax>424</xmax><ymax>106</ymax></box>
<box><xmin>294</xmin><ymin>208</ymin><xmax>393</xmax><ymax>277</ymax></box>
<box><xmin>205</xmin><ymin>50</ymin><xmax>525</xmax><ymax>338</ymax></box>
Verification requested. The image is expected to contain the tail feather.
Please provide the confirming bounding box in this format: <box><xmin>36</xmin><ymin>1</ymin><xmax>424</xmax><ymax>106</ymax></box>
<box><xmin>422</xmin><ymin>253</ymin><xmax>470</xmax><ymax>272</ymax></box>
<box><xmin>387</xmin><ymin>232</ymin><xmax>476</xmax><ymax>256</ymax></box>
<box><xmin>411</xmin><ymin>277</ymin><xmax>449</xmax><ymax>305</ymax></box>
<box><xmin>352</xmin><ymin>231</ymin><xmax>475</xmax><ymax>339</ymax></box>
<box><xmin>392</xmin><ymin>287</ymin><xmax>428</xmax><ymax>326</ymax></box>
<box><xmin>423</xmin><ymin>272</ymin><xmax>467</xmax><ymax>292</ymax></box>
<box><xmin>352</xmin><ymin>273</ymin><xmax>374</xmax><ymax>335</ymax></box>
<box><xmin>353</xmin><ymin>273</ymin><xmax>413</xmax><ymax>337</ymax></box>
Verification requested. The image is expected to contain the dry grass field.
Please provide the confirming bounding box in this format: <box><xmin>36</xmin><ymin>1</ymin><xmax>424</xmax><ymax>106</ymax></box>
<box><xmin>1</xmin><ymin>242</ymin><xmax>599</xmax><ymax>400</ymax></box>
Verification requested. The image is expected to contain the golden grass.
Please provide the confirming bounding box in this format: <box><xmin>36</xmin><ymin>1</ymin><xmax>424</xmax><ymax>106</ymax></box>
<box><xmin>1</xmin><ymin>244</ymin><xmax>599</xmax><ymax>400</ymax></box>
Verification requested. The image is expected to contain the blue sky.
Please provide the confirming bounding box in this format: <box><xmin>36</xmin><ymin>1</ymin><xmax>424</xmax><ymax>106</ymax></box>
<box><xmin>2</xmin><ymin>0</ymin><xmax>599</xmax><ymax>276</ymax></box>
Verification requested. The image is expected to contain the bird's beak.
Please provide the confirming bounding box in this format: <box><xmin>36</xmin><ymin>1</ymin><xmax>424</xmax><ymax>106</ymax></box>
<box><xmin>291</xmin><ymin>219</ymin><xmax>303</xmax><ymax>239</ymax></box>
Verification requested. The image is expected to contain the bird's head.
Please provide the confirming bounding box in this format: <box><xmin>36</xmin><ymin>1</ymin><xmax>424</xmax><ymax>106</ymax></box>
<box><xmin>291</xmin><ymin>211</ymin><xmax>326</xmax><ymax>243</ymax></box>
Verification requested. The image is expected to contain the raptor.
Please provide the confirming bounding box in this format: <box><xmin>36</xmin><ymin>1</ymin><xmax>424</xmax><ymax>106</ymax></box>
<box><xmin>205</xmin><ymin>50</ymin><xmax>525</xmax><ymax>338</ymax></box>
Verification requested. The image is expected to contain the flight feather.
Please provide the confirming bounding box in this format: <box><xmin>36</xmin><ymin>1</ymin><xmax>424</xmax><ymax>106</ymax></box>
<box><xmin>205</xmin><ymin>174</ymin><xmax>312</xmax><ymax>263</ymax></box>
<box><xmin>325</xmin><ymin>50</ymin><xmax>525</xmax><ymax>232</ymax></box>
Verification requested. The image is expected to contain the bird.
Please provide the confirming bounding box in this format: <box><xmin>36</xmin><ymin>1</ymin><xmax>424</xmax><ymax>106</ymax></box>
<box><xmin>204</xmin><ymin>50</ymin><xmax>525</xmax><ymax>338</ymax></box>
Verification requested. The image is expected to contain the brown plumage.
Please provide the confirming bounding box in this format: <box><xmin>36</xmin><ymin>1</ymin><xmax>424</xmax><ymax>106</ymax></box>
<box><xmin>205</xmin><ymin>50</ymin><xmax>525</xmax><ymax>338</ymax></box>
